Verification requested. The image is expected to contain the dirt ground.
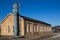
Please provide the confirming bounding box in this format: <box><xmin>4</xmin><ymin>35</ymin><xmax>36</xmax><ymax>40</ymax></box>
<box><xmin>0</xmin><ymin>33</ymin><xmax>60</xmax><ymax>40</ymax></box>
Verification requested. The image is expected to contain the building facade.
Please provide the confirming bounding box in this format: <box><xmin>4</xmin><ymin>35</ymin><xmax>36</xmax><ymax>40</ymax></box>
<box><xmin>0</xmin><ymin>13</ymin><xmax>52</xmax><ymax>37</ymax></box>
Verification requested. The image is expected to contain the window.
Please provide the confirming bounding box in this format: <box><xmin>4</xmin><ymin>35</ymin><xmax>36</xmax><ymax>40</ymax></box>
<box><xmin>46</xmin><ymin>27</ymin><xmax>47</xmax><ymax>31</ymax></box>
<box><xmin>34</xmin><ymin>24</ymin><xmax>38</xmax><ymax>32</ymax></box>
<box><xmin>40</xmin><ymin>26</ymin><xmax>44</xmax><ymax>32</ymax></box>
<box><xmin>26</xmin><ymin>23</ymin><xmax>31</xmax><ymax>32</ymax></box>
<box><xmin>39</xmin><ymin>26</ymin><xmax>41</xmax><ymax>32</ymax></box>
<box><xmin>37</xmin><ymin>25</ymin><xmax>39</xmax><ymax>32</ymax></box>
<box><xmin>44</xmin><ymin>27</ymin><xmax>46</xmax><ymax>32</ymax></box>
<box><xmin>4</xmin><ymin>27</ymin><xmax>6</xmax><ymax>32</ymax></box>
<box><xmin>50</xmin><ymin>27</ymin><xmax>52</xmax><ymax>31</ymax></box>
<box><xmin>41</xmin><ymin>26</ymin><xmax>43</xmax><ymax>32</ymax></box>
<box><xmin>8</xmin><ymin>26</ymin><xmax>10</xmax><ymax>33</ymax></box>
<box><xmin>27</xmin><ymin>24</ymin><xmax>31</xmax><ymax>32</ymax></box>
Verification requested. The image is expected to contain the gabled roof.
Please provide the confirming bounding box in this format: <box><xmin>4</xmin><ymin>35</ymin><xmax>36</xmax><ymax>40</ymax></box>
<box><xmin>0</xmin><ymin>13</ymin><xmax>12</xmax><ymax>23</ymax></box>
<box><xmin>0</xmin><ymin>13</ymin><xmax>51</xmax><ymax>26</ymax></box>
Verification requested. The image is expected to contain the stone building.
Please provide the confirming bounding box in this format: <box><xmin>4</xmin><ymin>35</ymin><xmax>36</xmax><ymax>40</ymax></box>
<box><xmin>52</xmin><ymin>26</ymin><xmax>60</xmax><ymax>33</ymax></box>
<box><xmin>0</xmin><ymin>2</ymin><xmax>52</xmax><ymax>37</ymax></box>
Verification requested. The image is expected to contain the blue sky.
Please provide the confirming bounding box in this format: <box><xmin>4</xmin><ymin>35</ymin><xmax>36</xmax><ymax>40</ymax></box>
<box><xmin>0</xmin><ymin>0</ymin><xmax>60</xmax><ymax>26</ymax></box>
